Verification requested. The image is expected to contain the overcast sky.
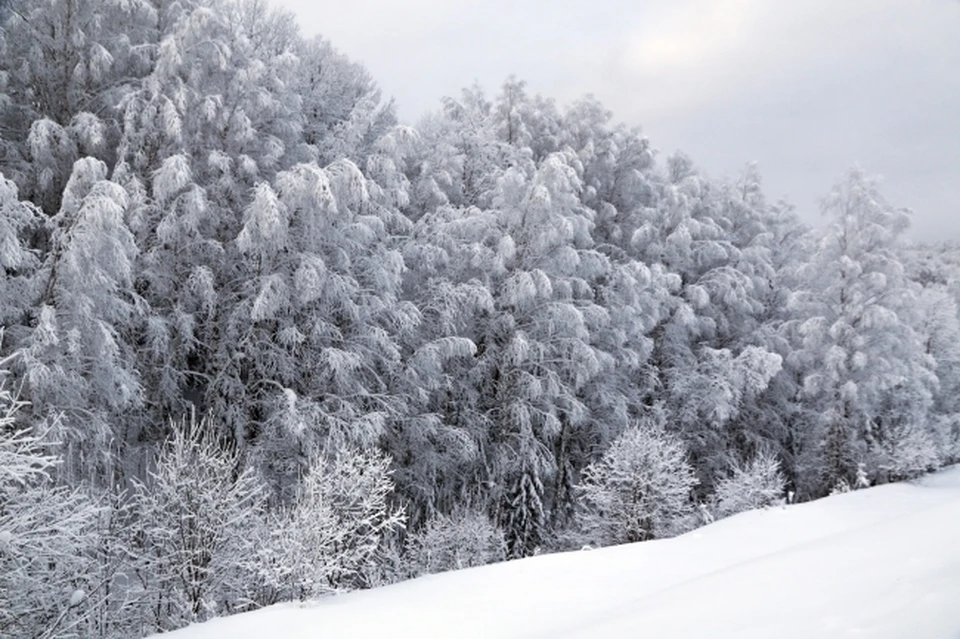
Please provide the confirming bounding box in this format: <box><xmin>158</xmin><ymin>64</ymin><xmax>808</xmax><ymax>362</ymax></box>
<box><xmin>272</xmin><ymin>0</ymin><xmax>960</xmax><ymax>241</ymax></box>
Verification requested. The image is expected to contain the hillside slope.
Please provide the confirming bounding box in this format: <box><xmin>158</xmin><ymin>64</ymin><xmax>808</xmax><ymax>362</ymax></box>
<box><xmin>161</xmin><ymin>467</ymin><xmax>960</xmax><ymax>639</ymax></box>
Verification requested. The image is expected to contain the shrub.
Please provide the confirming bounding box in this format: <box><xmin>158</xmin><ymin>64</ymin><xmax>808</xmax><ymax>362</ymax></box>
<box><xmin>576</xmin><ymin>421</ymin><xmax>697</xmax><ymax>546</ymax></box>
<box><xmin>405</xmin><ymin>509</ymin><xmax>505</xmax><ymax>576</ymax></box>
<box><xmin>0</xmin><ymin>383</ymin><xmax>104</xmax><ymax>639</ymax></box>
<box><xmin>712</xmin><ymin>451</ymin><xmax>786</xmax><ymax>518</ymax></box>
<box><xmin>252</xmin><ymin>448</ymin><xmax>406</xmax><ymax>603</ymax></box>
<box><xmin>128</xmin><ymin>418</ymin><xmax>263</xmax><ymax>631</ymax></box>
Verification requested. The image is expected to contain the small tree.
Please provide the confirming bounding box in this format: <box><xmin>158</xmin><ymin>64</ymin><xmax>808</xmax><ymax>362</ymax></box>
<box><xmin>252</xmin><ymin>447</ymin><xmax>405</xmax><ymax>604</ymax></box>
<box><xmin>129</xmin><ymin>417</ymin><xmax>263</xmax><ymax>632</ymax></box>
<box><xmin>712</xmin><ymin>451</ymin><xmax>786</xmax><ymax>519</ymax></box>
<box><xmin>878</xmin><ymin>422</ymin><xmax>941</xmax><ymax>482</ymax></box>
<box><xmin>405</xmin><ymin>508</ymin><xmax>505</xmax><ymax>576</ymax></box>
<box><xmin>576</xmin><ymin>418</ymin><xmax>697</xmax><ymax>546</ymax></box>
<box><xmin>503</xmin><ymin>467</ymin><xmax>546</xmax><ymax>558</ymax></box>
<box><xmin>0</xmin><ymin>376</ymin><xmax>104</xmax><ymax>639</ymax></box>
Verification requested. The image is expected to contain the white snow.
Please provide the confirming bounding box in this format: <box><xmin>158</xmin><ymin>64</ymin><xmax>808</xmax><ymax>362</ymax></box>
<box><xmin>69</xmin><ymin>588</ymin><xmax>86</xmax><ymax>607</ymax></box>
<box><xmin>160</xmin><ymin>466</ymin><xmax>960</xmax><ymax>639</ymax></box>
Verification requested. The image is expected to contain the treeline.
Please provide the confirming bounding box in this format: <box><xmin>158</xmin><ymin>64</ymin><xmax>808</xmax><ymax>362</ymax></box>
<box><xmin>1</xmin><ymin>0</ymin><xmax>959</xmax><ymax>636</ymax></box>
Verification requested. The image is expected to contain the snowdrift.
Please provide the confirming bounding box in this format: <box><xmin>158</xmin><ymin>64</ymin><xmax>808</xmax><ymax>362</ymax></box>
<box><xmin>161</xmin><ymin>466</ymin><xmax>960</xmax><ymax>639</ymax></box>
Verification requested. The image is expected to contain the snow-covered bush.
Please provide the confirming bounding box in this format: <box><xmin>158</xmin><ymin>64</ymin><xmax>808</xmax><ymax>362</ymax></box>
<box><xmin>252</xmin><ymin>448</ymin><xmax>405</xmax><ymax>604</ymax></box>
<box><xmin>878</xmin><ymin>422</ymin><xmax>942</xmax><ymax>482</ymax></box>
<box><xmin>405</xmin><ymin>508</ymin><xmax>506</xmax><ymax>576</ymax></box>
<box><xmin>941</xmin><ymin>415</ymin><xmax>960</xmax><ymax>465</ymax></box>
<box><xmin>576</xmin><ymin>420</ymin><xmax>697</xmax><ymax>545</ymax></box>
<box><xmin>712</xmin><ymin>451</ymin><xmax>786</xmax><ymax>518</ymax></box>
<box><xmin>128</xmin><ymin>418</ymin><xmax>264</xmax><ymax>631</ymax></box>
<box><xmin>829</xmin><ymin>463</ymin><xmax>871</xmax><ymax>496</ymax></box>
<box><xmin>0</xmin><ymin>380</ymin><xmax>105</xmax><ymax>639</ymax></box>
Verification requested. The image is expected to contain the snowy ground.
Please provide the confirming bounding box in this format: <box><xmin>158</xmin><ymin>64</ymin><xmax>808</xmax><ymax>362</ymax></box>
<box><xmin>162</xmin><ymin>467</ymin><xmax>960</xmax><ymax>639</ymax></box>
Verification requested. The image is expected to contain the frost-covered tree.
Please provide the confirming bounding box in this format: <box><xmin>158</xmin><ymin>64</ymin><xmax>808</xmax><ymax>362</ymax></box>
<box><xmin>0</xmin><ymin>0</ymin><xmax>148</xmax><ymax>127</ymax></box>
<box><xmin>252</xmin><ymin>448</ymin><xmax>404</xmax><ymax>603</ymax></box>
<box><xmin>390</xmin><ymin>201</ymin><xmax>502</xmax><ymax>526</ymax></box>
<box><xmin>711</xmin><ymin>451</ymin><xmax>786</xmax><ymax>519</ymax></box>
<box><xmin>576</xmin><ymin>411</ymin><xmax>697</xmax><ymax>546</ymax></box>
<box><xmin>298</xmin><ymin>37</ymin><xmax>371</xmax><ymax>148</ymax></box>
<box><xmin>108</xmin><ymin>1</ymin><xmax>310</xmax><ymax>454</ymax></box>
<box><xmin>228</xmin><ymin>160</ymin><xmax>415</xmax><ymax>495</ymax></box>
<box><xmin>791</xmin><ymin>168</ymin><xmax>937</xmax><ymax>494</ymax></box>
<box><xmin>906</xmin><ymin>252</ymin><xmax>960</xmax><ymax>465</ymax></box>
<box><xmin>16</xmin><ymin>158</ymin><xmax>141</xmax><ymax>481</ymax></box>
<box><xmin>116</xmin><ymin>1</ymin><xmax>304</xmax><ymax>184</ymax></box>
<box><xmin>404</xmin><ymin>508</ymin><xmax>505</xmax><ymax>576</ymax></box>
<box><xmin>485</xmin><ymin>152</ymin><xmax>615</xmax><ymax>554</ymax></box>
<box><xmin>0</xmin><ymin>173</ymin><xmax>41</xmax><ymax>327</ymax></box>
<box><xmin>0</xmin><ymin>374</ymin><xmax>105</xmax><ymax>639</ymax></box>
<box><xmin>742</xmin><ymin>194</ymin><xmax>814</xmax><ymax>491</ymax></box>
<box><xmin>128</xmin><ymin>417</ymin><xmax>263</xmax><ymax>631</ymax></box>
<box><xmin>561</xmin><ymin>95</ymin><xmax>621</xmax><ymax>215</ymax></box>
<box><xmin>0</xmin><ymin>0</ymin><xmax>154</xmax><ymax>211</ymax></box>
<box><xmin>414</xmin><ymin>85</ymin><xmax>506</xmax><ymax>211</ymax></box>
<box><xmin>625</xmin><ymin>158</ymin><xmax>785</xmax><ymax>489</ymax></box>
<box><xmin>493</xmin><ymin>76</ymin><xmax>530</xmax><ymax>148</ymax></box>
<box><xmin>710</xmin><ymin>167</ymin><xmax>800</xmax><ymax>450</ymax></box>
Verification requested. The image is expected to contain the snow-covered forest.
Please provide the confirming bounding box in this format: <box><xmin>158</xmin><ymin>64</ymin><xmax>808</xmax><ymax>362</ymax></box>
<box><xmin>1</xmin><ymin>1</ymin><xmax>958</xmax><ymax>637</ymax></box>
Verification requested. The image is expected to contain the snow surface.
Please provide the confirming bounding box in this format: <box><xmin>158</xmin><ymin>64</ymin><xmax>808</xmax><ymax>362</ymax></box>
<box><xmin>160</xmin><ymin>467</ymin><xmax>960</xmax><ymax>639</ymax></box>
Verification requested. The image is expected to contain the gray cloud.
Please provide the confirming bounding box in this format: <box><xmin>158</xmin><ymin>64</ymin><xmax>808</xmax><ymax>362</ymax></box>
<box><xmin>273</xmin><ymin>0</ymin><xmax>960</xmax><ymax>241</ymax></box>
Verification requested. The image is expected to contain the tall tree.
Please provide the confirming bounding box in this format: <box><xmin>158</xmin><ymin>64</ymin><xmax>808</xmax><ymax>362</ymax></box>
<box><xmin>230</xmin><ymin>160</ymin><xmax>415</xmax><ymax>498</ymax></box>
<box><xmin>0</xmin><ymin>173</ymin><xmax>41</xmax><ymax>329</ymax></box>
<box><xmin>0</xmin><ymin>0</ymin><xmax>155</xmax><ymax>211</ymax></box>
<box><xmin>793</xmin><ymin>168</ymin><xmax>936</xmax><ymax>494</ymax></box>
<box><xmin>17</xmin><ymin>158</ymin><xmax>141</xmax><ymax>480</ymax></box>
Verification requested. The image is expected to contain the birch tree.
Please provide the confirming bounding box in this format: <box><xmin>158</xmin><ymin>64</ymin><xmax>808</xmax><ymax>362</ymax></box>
<box><xmin>793</xmin><ymin>168</ymin><xmax>937</xmax><ymax>493</ymax></box>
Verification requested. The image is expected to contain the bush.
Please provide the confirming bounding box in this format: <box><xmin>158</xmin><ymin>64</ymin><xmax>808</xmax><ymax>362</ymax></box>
<box><xmin>712</xmin><ymin>451</ymin><xmax>786</xmax><ymax>518</ymax></box>
<box><xmin>878</xmin><ymin>423</ymin><xmax>941</xmax><ymax>482</ymax></box>
<box><xmin>405</xmin><ymin>509</ymin><xmax>505</xmax><ymax>576</ymax></box>
<box><xmin>575</xmin><ymin>420</ymin><xmax>697</xmax><ymax>546</ymax></box>
<box><xmin>128</xmin><ymin>418</ymin><xmax>264</xmax><ymax>631</ymax></box>
<box><xmin>0</xmin><ymin>382</ymin><xmax>105</xmax><ymax>639</ymax></box>
<box><xmin>252</xmin><ymin>448</ymin><xmax>405</xmax><ymax>603</ymax></box>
